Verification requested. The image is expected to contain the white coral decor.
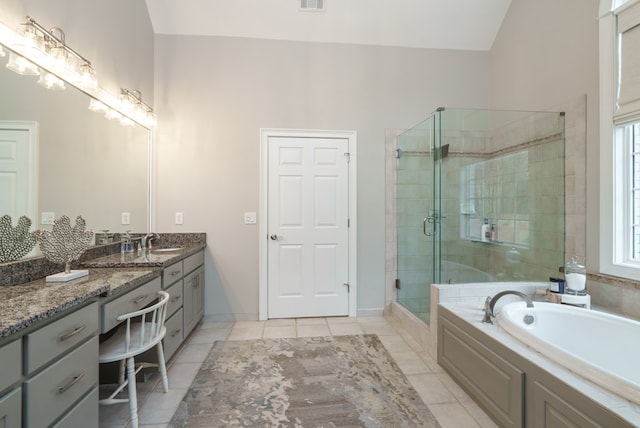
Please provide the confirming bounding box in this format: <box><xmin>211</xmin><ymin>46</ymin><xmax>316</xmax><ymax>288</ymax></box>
<box><xmin>0</xmin><ymin>215</ymin><xmax>37</xmax><ymax>262</ymax></box>
<box><xmin>39</xmin><ymin>215</ymin><xmax>93</xmax><ymax>274</ymax></box>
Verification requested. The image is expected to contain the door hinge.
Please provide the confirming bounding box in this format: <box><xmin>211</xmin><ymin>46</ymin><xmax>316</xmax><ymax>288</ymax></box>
<box><xmin>395</xmin><ymin>278</ymin><xmax>400</xmax><ymax>289</ymax></box>
<box><xmin>344</xmin><ymin>152</ymin><xmax>350</xmax><ymax>163</ymax></box>
<box><xmin>347</xmin><ymin>218</ymin><xmax>350</xmax><ymax>228</ymax></box>
<box><xmin>343</xmin><ymin>282</ymin><xmax>350</xmax><ymax>292</ymax></box>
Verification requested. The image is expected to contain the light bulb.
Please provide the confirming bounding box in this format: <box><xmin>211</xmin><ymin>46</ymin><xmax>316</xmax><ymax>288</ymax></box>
<box><xmin>6</xmin><ymin>52</ymin><xmax>39</xmax><ymax>75</ymax></box>
<box><xmin>37</xmin><ymin>71</ymin><xmax>66</xmax><ymax>90</ymax></box>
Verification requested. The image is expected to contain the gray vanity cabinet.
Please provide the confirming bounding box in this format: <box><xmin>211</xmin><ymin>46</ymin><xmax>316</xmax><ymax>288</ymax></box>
<box><xmin>183</xmin><ymin>265</ymin><xmax>205</xmax><ymax>336</ymax></box>
<box><xmin>160</xmin><ymin>250</ymin><xmax>205</xmax><ymax>360</ymax></box>
<box><xmin>0</xmin><ymin>338</ymin><xmax>22</xmax><ymax>428</ymax></box>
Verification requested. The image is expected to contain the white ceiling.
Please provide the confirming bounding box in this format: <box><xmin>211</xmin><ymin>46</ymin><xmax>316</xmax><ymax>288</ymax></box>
<box><xmin>145</xmin><ymin>0</ymin><xmax>512</xmax><ymax>51</ymax></box>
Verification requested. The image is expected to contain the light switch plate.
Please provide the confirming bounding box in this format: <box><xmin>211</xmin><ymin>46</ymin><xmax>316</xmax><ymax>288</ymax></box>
<box><xmin>244</xmin><ymin>212</ymin><xmax>257</xmax><ymax>224</ymax></box>
<box><xmin>175</xmin><ymin>212</ymin><xmax>184</xmax><ymax>225</ymax></box>
<box><xmin>121</xmin><ymin>212</ymin><xmax>131</xmax><ymax>225</ymax></box>
<box><xmin>41</xmin><ymin>212</ymin><xmax>55</xmax><ymax>225</ymax></box>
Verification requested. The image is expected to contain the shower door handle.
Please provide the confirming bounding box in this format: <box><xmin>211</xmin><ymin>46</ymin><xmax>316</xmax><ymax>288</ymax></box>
<box><xmin>423</xmin><ymin>217</ymin><xmax>433</xmax><ymax>236</ymax></box>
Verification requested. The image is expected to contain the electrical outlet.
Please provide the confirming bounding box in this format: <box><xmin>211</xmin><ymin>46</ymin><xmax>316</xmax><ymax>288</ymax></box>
<box><xmin>175</xmin><ymin>212</ymin><xmax>184</xmax><ymax>225</ymax></box>
<box><xmin>121</xmin><ymin>212</ymin><xmax>131</xmax><ymax>225</ymax></box>
<box><xmin>41</xmin><ymin>212</ymin><xmax>55</xmax><ymax>225</ymax></box>
<box><xmin>244</xmin><ymin>212</ymin><xmax>257</xmax><ymax>224</ymax></box>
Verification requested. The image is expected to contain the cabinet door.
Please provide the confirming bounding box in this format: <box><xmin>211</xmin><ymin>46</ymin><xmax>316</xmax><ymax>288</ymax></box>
<box><xmin>0</xmin><ymin>388</ymin><xmax>21</xmax><ymax>428</ymax></box>
<box><xmin>531</xmin><ymin>381</ymin><xmax>628</xmax><ymax>428</ymax></box>
<box><xmin>438</xmin><ymin>316</ymin><xmax>524</xmax><ymax>428</ymax></box>
<box><xmin>183</xmin><ymin>266</ymin><xmax>204</xmax><ymax>336</ymax></box>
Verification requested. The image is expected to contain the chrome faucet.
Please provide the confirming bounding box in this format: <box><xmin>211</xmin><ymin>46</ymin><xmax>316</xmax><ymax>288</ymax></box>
<box><xmin>482</xmin><ymin>290</ymin><xmax>534</xmax><ymax>324</ymax></box>
<box><xmin>140</xmin><ymin>232</ymin><xmax>158</xmax><ymax>250</ymax></box>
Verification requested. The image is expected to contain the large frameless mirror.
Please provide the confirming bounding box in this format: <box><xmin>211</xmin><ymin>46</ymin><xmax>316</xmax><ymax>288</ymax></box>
<box><xmin>0</xmin><ymin>39</ymin><xmax>150</xmax><ymax>258</ymax></box>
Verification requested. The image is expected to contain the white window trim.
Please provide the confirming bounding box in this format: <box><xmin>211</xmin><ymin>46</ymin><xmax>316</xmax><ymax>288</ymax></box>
<box><xmin>599</xmin><ymin>0</ymin><xmax>640</xmax><ymax>280</ymax></box>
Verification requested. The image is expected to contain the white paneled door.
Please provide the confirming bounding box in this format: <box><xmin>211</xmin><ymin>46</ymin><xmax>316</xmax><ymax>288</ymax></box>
<box><xmin>0</xmin><ymin>123</ymin><xmax>37</xmax><ymax>222</ymax></box>
<box><xmin>267</xmin><ymin>136</ymin><xmax>350</xmax><ymax>318</ymax></box>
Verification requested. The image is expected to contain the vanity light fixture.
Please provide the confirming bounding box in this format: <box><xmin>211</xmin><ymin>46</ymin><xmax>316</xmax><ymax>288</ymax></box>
<box><xmin>6</xmin><ymin>51</ymin><xmax>39</xmax><ymax>75</ymax></box>
<box><xmin>119</xmin><ymin>88</ymin><xmax>157</xmax><ymax>128</ymax></box>
<box><xmin>0</xmin><ymin>16</ymin><xmax>157</xmax><ymax>129</ymax></box>
<box><xmin>17</xmin><ymin>16</ymin><xmax>98</xmax><ymax>89</ymax></box>
<box><xmin>37</xmin><ymin>71</ymin><xmax>66</xmax><ymax>90</ymax></box>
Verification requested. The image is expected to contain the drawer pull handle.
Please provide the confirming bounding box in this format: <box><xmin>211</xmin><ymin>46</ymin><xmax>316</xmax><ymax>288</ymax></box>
<box><xmin>170</xmin><ymin>329</ymin><xmax>181</xmax><ymax>337</ymax></box>
<box><xmin>170</xmin><ymin>269</ymin><xmax>181</xmax><ymax>276</ymax></box>
<box><xmin>58</xmin><ymin>372</ymin><xmax>85</xmax><ymax>394</ymax></box>
<box><xmin>131</xmin><ymin>295</ymin><xmax>147</xmax><ymax>305</ymax></box>
<box><xmin>60</xmin><ymin>325</ymin><xmax>86</xmax><ymax>341</ymax></box>
<box><xmin>171</xmin><ymin>296</ymin><xmax>181</xmax><ymax>302</ymax></box>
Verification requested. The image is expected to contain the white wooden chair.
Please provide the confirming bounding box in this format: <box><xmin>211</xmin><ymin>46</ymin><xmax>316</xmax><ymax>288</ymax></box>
<box><xmin>99</xmin><ymin>290</ymin><xmax>170</xmax><ymax>428</ymax></box>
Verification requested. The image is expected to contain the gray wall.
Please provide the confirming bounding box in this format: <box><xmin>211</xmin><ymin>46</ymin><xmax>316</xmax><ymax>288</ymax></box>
<box><xmin>488</xmin><ymin>0</ymin><xmax>600</xmax><ymax>268</ymax></box>
<box><xmin>152</xmin><ymin>35</ymin><xmax>490</xmax><ymax>319</ymax></box>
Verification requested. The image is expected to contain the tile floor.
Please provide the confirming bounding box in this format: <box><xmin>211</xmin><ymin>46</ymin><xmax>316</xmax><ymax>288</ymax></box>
<box><xmin>99</xmin><ymin>316</ymin><xmax>497</xmax><ymax>428</ymax></box>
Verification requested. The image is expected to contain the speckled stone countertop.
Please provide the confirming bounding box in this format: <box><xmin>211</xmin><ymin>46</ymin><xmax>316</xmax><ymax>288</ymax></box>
<box><xmin>0</xmin><ymin>268</ymin><xmax>158</xmax><ymax>338</ymax></box>
<box><xmin>81</xmin><ymin>243</ymin><xmax>206</xmax><ymax>268</ymax></box>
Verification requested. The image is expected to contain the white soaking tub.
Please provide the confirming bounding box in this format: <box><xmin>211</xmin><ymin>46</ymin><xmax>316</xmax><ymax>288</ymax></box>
<box><xmin>497</xmin><ymin>301</ymin><xmax>640</xmax><ymax>405</ymax></box>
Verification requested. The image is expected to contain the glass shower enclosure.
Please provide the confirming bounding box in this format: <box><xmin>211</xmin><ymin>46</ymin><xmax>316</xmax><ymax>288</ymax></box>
<box><xmin>395</xmin><ymin>108</ymin><xmax>565</xmax><ymax>323</ymax></box>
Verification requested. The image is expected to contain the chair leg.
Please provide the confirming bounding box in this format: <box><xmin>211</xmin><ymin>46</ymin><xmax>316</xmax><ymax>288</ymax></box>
<box><xmin>118</xmin><ymin>359</ymin><xmax>125</xmax><ymax>386</ymax></box>
<box><xmin>126</xmin><ymin>357</ymin><xmax>139</xmax><ymax>428</ymax></box>
<box><xmin>156</xmin><ymin>342</ymin><xmax>169</xmax><ymax>393</ymax></box>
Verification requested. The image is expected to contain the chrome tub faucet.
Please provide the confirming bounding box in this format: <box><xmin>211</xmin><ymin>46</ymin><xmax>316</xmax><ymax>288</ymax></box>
<box><xmin>482</xmin><ymin>290</ymin><xmax>534</xmax><ymax>324</ymax></box>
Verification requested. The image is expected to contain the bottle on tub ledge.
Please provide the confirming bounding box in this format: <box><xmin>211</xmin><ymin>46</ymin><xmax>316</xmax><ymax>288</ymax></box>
<box><xmin>480</xmin><ymin>218</ymin><xmax>490</xmax><ymax>242</ymax></box>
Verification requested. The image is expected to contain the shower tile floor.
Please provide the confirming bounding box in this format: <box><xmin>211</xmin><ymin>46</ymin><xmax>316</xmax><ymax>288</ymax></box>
<box><xmin>99</xmin><ymin>316</ymin><xmax>497</xmax><ymax>428</ymax></box>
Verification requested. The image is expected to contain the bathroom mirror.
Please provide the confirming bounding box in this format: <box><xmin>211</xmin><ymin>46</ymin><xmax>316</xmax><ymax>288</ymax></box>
<box><xmin>0</xmin><ymin>41</ymin><xmax>149</xmax><ymax>256</ymax></box>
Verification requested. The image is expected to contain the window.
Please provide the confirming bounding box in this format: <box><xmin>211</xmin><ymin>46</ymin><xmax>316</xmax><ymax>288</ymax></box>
<box><xmin>600</xmin><ymin>0</ymin><xmax>640</xmax><ymax>279</ymax></box>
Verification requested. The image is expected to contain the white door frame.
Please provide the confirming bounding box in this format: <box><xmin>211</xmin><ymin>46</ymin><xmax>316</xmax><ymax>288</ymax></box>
<box><xmin>259</xmin><ymin>128</ymin><xmax>357</xmax><ymax>320</ymax></box>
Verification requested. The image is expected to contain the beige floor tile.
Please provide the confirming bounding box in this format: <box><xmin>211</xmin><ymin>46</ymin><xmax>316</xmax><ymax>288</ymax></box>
<box><xmin>326</xmin><ymin>316</ymin><xmax>356</xmax><ymax>324</ymax></box>
<box><xmin>328</xmin><ymin>322</ymin><xmax>364</xmax><ymax>336</ymax></box>
<box><xmin>461</xmin><ymin>400</ymin><xmax>500</xmax><ymax>428</ymax></box>
<box><xmin>140</xmin><ymin>424</ymin><xmax>169</xmax><ymax>428</ymax></box>
<box><xmin>428</xmin><ymin>402</ymin><xmax>482</xmax><ymax>428</ymax></box>
<box><xmin>436</xmin><ymin>372</ymin><xmax>472</xmax><ymax>401</ymax></box>
<box><xmin>173</xmin><ymin>343</ymin><xmax>213</xmax><ymax>364</ymax></box>
<box><xmin>359</xmin><ymin>320</ymin><xmax>398</xmax><ymax>335</ymax></box>
<box><xmin>297</xmin><ymin>324</ymin><xmax>331</xmax><ymax>337</ymax></box>
<box><xmin>263</xmin><ymin>325</ymin><xmax>297</xmax><ymax>339</ymax></box>
<box><xmin>296</xmin><ymin>317</ymin><xmax>328</xmax><ymax>326</ymax></box>
<box><xmin>377</xmin><ymin>334</ymin><xmax>414</xmax><ymax>354</ymax></box>
<box><xmin>265</xmin><ymin>318</ymin><xmax>296</xmax><ymax>326</ymax></box>
<box><xmin>232</xmin><ymin>320</ymin><xmax>265</xmax><ymax>329</ymax></box>
<box><xmin>187</xmin><ymin>327</ymin><xmax>230</xmax><ymax>344</ymax></box>
<box><xmin>227</xmin><ymin>325</ymin><xmax>263</xmax><ymax>341</ymax></box>
<box><xmin>389</xmin><ymin>351</ymin><xmax>430</xmax><ymax>375</ymax></box>
<box><xmin>164</xmin><ymin>362</ymin><xmax>201</xmax><ymax>389</ymax></box>
<box><xmin>408</xmin><ymin>373</ymin><xmax>457</xmax><ymax>405</ymax></box>
<box><xmin>137</xmin><ymin>388</ymin><xmax>187</xmax><ymax>425</ymax></box>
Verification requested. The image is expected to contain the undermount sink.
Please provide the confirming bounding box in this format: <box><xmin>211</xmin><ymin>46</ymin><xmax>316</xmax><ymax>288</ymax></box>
<box><xmin>150</xmin><ymin>247</ymin><xmax>182</xmax><ymax>253</ymax></box>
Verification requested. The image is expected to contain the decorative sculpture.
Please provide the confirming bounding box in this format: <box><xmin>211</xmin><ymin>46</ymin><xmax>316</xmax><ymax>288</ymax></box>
<box><xmin>0</xmin><ymin>215</ymin><xmax>38</xmax><ymax>262</ymax></box>
<box><xmin>39</xmin><ymin>215</ymin><xmax>94</xmax><ymax>282</ymax></box>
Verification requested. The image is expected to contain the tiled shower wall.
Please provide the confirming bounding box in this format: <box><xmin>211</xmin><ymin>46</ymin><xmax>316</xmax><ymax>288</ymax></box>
<box><xmin>385</xmin><ymin>97</ymin><xmax>587</xmax><ymax>315</ymax></box>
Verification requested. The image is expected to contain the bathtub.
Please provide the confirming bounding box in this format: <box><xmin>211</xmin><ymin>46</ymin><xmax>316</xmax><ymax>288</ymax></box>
<box><xmin>497</xmin><ymin>301</ymin><xmax>640</xmax><ymax>405</ymax></box>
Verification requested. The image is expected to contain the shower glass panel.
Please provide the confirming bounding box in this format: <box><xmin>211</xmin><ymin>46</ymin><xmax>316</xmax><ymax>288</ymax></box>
<box><xmin>396</xmin><ymin>108</ymin><xmax>565</xmax><ymax>324</ymax></box>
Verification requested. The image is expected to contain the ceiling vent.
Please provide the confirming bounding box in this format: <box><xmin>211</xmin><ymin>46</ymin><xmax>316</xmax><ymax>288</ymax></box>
<box><xmin>300</xmin><ymin>0</ymin><xmax>324</xmax><ymax>11</ymax></box>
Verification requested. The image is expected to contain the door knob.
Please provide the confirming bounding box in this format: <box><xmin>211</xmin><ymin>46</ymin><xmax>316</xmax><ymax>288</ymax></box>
<box><xmin>270</xmin><ymin>234</ymin><xmax>279</xmax><ymax>240</ymax></box>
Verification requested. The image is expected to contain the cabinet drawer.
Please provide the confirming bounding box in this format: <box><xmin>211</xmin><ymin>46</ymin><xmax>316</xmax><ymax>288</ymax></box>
<box><xmin>24</xmin><ymin>336</ymin><xmax>98</xmax><ymax>428</ymax></box>
<box><xmin>184</xmin><ymin>251</ymin><xmax>204</xmax><ymax>275</ymax></box>
<box><xmin>52</xmin><ymin>387</ymin><xmax>98</xmax><ymax>428</ymax></box>
<box><xmin>101</xmin><ymin>277</ymin><xmax>161</xmax><ymax>333</ymax></box>
<box><xmin>0</xmin><ymin>387</ymin><xmax>21</xmax><ymax>428</ymax></box>
<box><xmin>163</xmin><ymin>260</ymin><xmax>183</xmax><ymax>288</ymax></box>
<box><xmin>163</xmin><ymin>308</ymin><xmax>184</xmax><ymax>361</ymax></box>
<box><xmin>0</xmin><ymin>339</ymin><xmax>21</xmax><ymax>393</ymax></box>
<box><xmin>25</xmin><ymin>302</ymin><xmax>98</xmax><ymax>374</ymax></box>
<box><xmin>166</xmin><ymin>280</ymin><xmax>183</xmax><ymax>318</ymax></box>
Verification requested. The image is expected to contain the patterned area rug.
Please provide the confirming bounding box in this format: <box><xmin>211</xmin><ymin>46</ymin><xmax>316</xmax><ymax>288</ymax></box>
<box><xmin>169</xmin><ymin>334</ymin><xmax>440</xmax><ymax>427</ymax></box>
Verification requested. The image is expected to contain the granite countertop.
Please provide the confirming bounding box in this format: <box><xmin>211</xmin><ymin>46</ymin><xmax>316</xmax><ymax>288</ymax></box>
<box><xmin>0</xmin><ymin>268</ymin><xmax>158</xmax><ymax>338</ymax></box>
<box><xmin>81</xmin><ymin>243</ymin><xmax>206</xmax><ymax>268</ymax></box>
<box><xmin>0</xmin><ymin>243</ymin><xmax>207</xmax><ymax>340</ymax></box>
